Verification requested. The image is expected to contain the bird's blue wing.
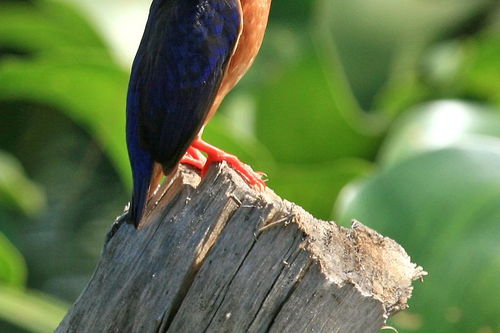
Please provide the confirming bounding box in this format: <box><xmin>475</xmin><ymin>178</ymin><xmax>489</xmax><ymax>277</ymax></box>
<box><xmin>126</xmin><ymin>0</ymin><xmax>241</xmax><ymax>225</ymax></box>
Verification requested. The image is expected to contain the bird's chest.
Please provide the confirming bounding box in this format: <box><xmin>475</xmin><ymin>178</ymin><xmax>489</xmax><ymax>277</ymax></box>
<box><xmin>223</xmin><ymin>0</ymin><xmax>272</xmax><ymax>90</ymax></box>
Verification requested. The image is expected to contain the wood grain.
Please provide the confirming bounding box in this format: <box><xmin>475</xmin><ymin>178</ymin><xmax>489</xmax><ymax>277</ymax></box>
<box><xmin>56</xmin><ymin>163</ymin><xmax>426</xmax><ymax>333</ymax></box>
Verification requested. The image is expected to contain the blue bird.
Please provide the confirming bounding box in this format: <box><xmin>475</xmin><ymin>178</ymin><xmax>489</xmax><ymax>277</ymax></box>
<box><xmin>126</xmin><ymin>0</ymin><xmax>272</xmax><ymax>226</ymax></box>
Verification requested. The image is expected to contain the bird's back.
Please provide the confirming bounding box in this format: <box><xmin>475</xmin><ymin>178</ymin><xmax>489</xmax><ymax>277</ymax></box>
<box><xmin>126</xmin><ymin>0</ymin><xmax>242</xmax><ymax>225</ymax></box>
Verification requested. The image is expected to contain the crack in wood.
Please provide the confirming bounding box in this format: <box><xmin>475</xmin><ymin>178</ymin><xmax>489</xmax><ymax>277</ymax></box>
<box><xmin>203</xmin><ymin>238</ymin><xmax>258</xmax><ymax>332</ymax></box>
<box><xmin>160</xmin><ymin>200</ymin><xmax>241</xmax><ymax>332</ymax></box>
<box><xmin>246</xmin><ymin>231</ymin><xmax>306</xmax><ymax>332</ymax></box>
<box><xmin>56</xmin><ymin>164</ymin><xmax>425</xmax><ymax>333</ymax></box>
<box><xmin>266</xmin><ymin>259</ymin><xmax>314</xmax><ymax>332</ymax></box>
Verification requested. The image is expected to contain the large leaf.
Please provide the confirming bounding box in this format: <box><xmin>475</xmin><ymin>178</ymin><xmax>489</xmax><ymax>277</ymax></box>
<box><xmin>461</xmin><ymin>33</ymin><xmax>500</xmax><ymax>106</ymax></box>
<box><xmin>421</xmin><ymin>32</ymin><xmax>500</xmax><ymax>107</ymax></box>
<box><xmin>314</xmin><ymin>0</ymin><xmax>495</xmax><ymax>110</ymax></box>
<box><xmin>375</xmin><ymin>29</ymin><xmax>500</xmax><ymax>116</ymax></box>
<box><xmin>379</xmin><ymin>100</ymin><xmax>500</xmax><ymax>167</ymax></box>
<box><xmin>0</xmin><ymin>0</ymin><xmax>129</xmax><ymax>187</ymax></box>
<box><xmin>336</xmin><ymin>145</ymin><xmax>500</xmax><ymax>332</ymax></box>
<box><xmin>0</xmin><ymin>0</ymin><xmax>108</xmax><ymax>56</ymax></box>
<box><xmin>0</xmin><ymin>285</ymin><xmax>68</xmax><ymax>333</ymax></box>
<box><xmin>206</xmin><ymin>100</ymin><xmax>374</xmax><ymax>219</ymax></box>
<box><xmin>0</xmin><ymin>58</ymin><xmax>130</xmax><ymax>187</ymax></box>
<box><xmin>0</xmin><ymin>232</ymin><xmax>27</xmax><ymax>288</ymax></box>
<box><xmin>255</xmin><ymin>52</ymin><xmax>379</xmax><ymax>164</ymax></box>
<box><xmin>0</xmin><ymin>150</ymin><xmax>45</xmax><ymax>216</ymax></box>
<box><xmin>270</xmin><ymin>159</ymin><xmax>373</xmax><ymax>220</ymax></box>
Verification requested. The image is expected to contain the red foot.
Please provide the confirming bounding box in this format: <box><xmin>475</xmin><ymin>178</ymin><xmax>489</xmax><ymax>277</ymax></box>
<box><xmin>180</xmin><ymin>147</ymin><xmax>206</xmax><ymax>170</ymax></box>
<box><xmin>191</xmin><ymin>138</ymin><xmax>266</xmax><ymax>190</ymax></box>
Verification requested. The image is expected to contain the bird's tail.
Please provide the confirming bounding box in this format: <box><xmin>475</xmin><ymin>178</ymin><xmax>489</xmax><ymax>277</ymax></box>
<box><xmin>128</xmin><ymin>156</ymin><xmax>164</xmax><ymax>228</ymax></box>
<box><xmin>128</xmin><ymin>155</ymin><xmax>153</xmax><ymax>227</ymax></box>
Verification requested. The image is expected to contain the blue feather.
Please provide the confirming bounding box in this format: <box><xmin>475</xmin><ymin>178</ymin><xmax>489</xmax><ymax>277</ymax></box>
<box><xmin>126</xmin><ymin>0</ymin><xmax>241</xmax><ymax>225</ymax></box>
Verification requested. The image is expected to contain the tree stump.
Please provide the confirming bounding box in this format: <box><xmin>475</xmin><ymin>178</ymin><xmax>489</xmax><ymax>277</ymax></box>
<box><xmin>56</xmin><ymin>163</ymin><xmax>426</xmax><ymax>333</ymax></box>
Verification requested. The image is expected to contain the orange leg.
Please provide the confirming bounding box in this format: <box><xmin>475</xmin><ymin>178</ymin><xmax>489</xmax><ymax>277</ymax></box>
<box><xmin>191</xmin><ymin>138</ymin><xmax>266</xmax><ymax>190</ymax></box>
<box><xmin>180</xmin><ymin>146</ymin><xmax>206</xmax><ymax>170</ymax></box>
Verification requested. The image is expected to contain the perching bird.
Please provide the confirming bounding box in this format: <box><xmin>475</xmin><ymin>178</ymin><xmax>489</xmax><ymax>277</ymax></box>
<box><xmin>126</xmin><ymin>0</ymin><xmax>272</xmax><ymax>226</ymax></box>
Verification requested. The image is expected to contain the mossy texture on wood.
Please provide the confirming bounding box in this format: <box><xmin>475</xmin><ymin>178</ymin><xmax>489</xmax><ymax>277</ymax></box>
<box><xmin>56</xmin><ymin>163</ymin><xmax>425</xmax><ymax>333</ymax></box>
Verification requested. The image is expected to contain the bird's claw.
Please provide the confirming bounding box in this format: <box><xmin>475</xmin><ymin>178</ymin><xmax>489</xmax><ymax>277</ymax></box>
<box><xmin>180</xmin><ymin>147</ymin><xmax>207</xmax><ymax>170</ymax></box>
<box><xmin>183</xmin><ymin>138</ymin><xmax>267</xmax><ymax>191</ymax></box>
<box><xmin>202</xmin><ymin>154</ymin><xmax>266</xmax><ymax>191</ymax></box>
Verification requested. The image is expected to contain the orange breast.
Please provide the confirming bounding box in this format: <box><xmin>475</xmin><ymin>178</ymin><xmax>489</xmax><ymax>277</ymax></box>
<box><xmin>206</xmin><ymin>0</ymin><xmax>272</xmax><ymax>121</ymax></box>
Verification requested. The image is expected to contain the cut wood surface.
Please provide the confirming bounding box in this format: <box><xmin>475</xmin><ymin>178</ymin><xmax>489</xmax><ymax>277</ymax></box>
<box><xmin>56</xmin><ymin>163</ymin><xmax>426</xmax><ymax>333</ymax></box>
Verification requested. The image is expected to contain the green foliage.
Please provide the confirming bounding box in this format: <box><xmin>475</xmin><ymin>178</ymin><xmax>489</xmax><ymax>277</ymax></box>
<box><xmin>0</xmin><ymin>1</ymin><xmax>107</xmax><ymax>56</ymax></box>
<box><xmin>336</xmin><ymin>145</ymin><xmax>500</xmax><ymax>332</ymax></box>
<box><xmin>255</xmin><ymin>54</ymin><xmax>377</xmax><ymax>163</ymax></box>
<box><xmin>315</xmin><ymin>0</ymin><xmax>496</xmax><ymax>110</ymax></box>
<box><xmin>379</xmin><ymin>101</ymin><xmax>500</xmax><ymax>167</ymax></box>
<box><xmin>0</xmin><ymin>0</ymin><xmax>130</xmax><ymax>186</ymax></box>
<box><xmin>0</xmin><ymin>232</ymin><xmax>27</xmax><ymax>288</ymax></box>
<box><xmin>0</xmin><ymin>149</ymin><xmax>68</xmax><ymax>332</ymax></box>
<box><xmin>0</xmin><ymin>0</ymin><xmax>499</xmax><ymax>332</ymax></box>
<box><xmin>336</xmin><ymin>100</ymin><xmax>500</xmax><ymax>332</ymax></box>
<box><xmin>0</xmin><ymin>286</ymin><xmax>68</xmax><ymax>333</ymax></box>
<box><xmin>461</xmin><ymin>33</ymin><xmax>500</xmax><ymax>106</ymax></box>
<box><xmin>0</xmin><ymin>58</ymin><xmax>130</xmax><ymax>186</ymax></box>
<box><xmin>0</xmin><ymin>151</ymin><xmax>45</xmax><ymax>217</ymax></box>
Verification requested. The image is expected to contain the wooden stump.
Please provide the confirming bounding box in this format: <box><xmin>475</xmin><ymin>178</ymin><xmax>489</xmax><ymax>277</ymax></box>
<box><xmin>56</xmin><ymin>163</ymin><xmax>426</xmax><ymax>333</ymax></box>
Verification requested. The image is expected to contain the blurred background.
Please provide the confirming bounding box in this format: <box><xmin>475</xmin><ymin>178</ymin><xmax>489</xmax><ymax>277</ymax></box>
<box><xmin>1</xmin><ymin>0</ymin><xmax>499</xmax><ymax>332</ymax></box>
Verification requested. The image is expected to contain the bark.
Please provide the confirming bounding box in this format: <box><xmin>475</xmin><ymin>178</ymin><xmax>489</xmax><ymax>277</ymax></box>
<box><xmin>56</xmin><ymin>163</ymin><xmax>426</xmax><ymax>333</ymax></box>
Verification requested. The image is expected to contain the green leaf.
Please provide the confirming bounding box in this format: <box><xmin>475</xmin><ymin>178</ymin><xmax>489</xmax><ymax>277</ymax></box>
<box><xmin>0</xmin><ymin>233</ymin><xmax>27</xmax><ymax>288</ymax></box>
<box><xmin>379</xmin><ymin>100</ymin><xmax>500</xmax><ymax>168</ymax></box>
<box><xmin>271</xmin><ymin>159</ymin><xmax>373</xmax><ymax>220</ymax></box>
<box><xmin>314</xmin><ymin>0</ymin><xmax>495</xmax><ymax>110</ymax></box>
<box><xmin>374</xmin><ymin>30</ymin><xmax>500</xmax><ymax>116</ymax></box>
<box><xmin>0</xmin><ymin>0</ymin><xmax>128</xmax><ymax>187</ymax></box>
<box><xmin>270</xmin><ymin>0</ymin><xmax>317</xmax><ymax>26</ymax></box>
<box><xmin>0</xmin><ymin>285</ymin><xmax>68</xmax><ymax>333</ymax></box>
<box><xmin>0</xmin><ymin>0</ymin><xmax>108</xmax><ymax>56</ymax></box>
<box><xmin>461</xmin><ymin>33</ymin><xmax>500</xmax><ymax>106</ymax></box>
<box><xmin>204</xmin><ymin>111</ymin><xmax>276</xmax><ymax>173</ymax></box>
<box><xmin>0</xmin><ymin>150</ymin><xmax>45</xmax><ymax>216</ymax></box>
<box><xmin>336</xmin><ymin>144</ymin><xmax>500</xmax><ymax>332</ymax></box>
<box><xmin>0</xmin><ymin>58</ymin><xmax>130</xmax><ymax>187</ymax></box>
<box><xmin>255</xmin><ymin>53</ymin><xmax>379</xmax><ymax>164</ymax></box>
<box><xmin>204</xmin><ymin>99</ymin><xmax>374</xmax><ymax>220</ymax></box>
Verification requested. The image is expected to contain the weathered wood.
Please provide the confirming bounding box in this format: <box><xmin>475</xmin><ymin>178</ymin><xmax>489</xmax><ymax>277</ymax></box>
<box><xmin>56</xmin><ymin>163</ymin><xmax>426</xmax><ymax>333</ymax></box>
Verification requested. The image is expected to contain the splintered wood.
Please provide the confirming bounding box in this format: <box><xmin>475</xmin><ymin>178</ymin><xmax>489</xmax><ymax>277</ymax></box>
<box><xmin>56</xmin><ymin>163</ymin><xmax>426</xmax><ymax>333</ymax></box>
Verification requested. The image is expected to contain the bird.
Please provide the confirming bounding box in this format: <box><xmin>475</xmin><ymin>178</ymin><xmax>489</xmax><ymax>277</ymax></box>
<box><xmin>125</xmin><ymin>0</ymin><xmax>272</xmax><ymax>227</ymax></box>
